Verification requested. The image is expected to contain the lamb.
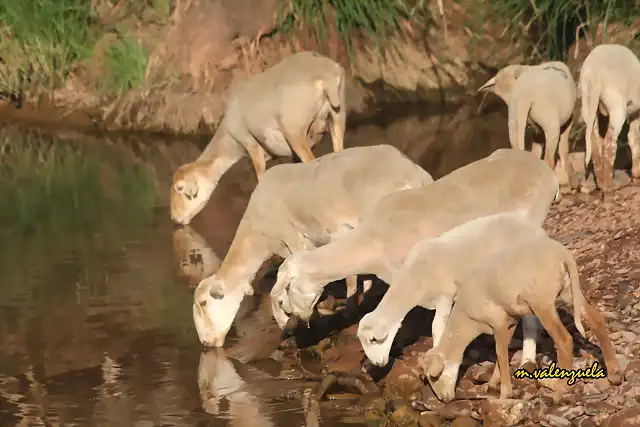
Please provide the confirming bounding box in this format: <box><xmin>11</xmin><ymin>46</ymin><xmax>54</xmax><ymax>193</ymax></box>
<box><xmin>198</xmin><ymin>348</ymin><xmax>278</xmax><ymax>425</ymax></box>
<box><xmin>579</xmin><ymin>44</ymin><xmax>640</xmax><ymax>199</ymax></box>
<box><xmin>478</xmin><ymin>61</ymin><xmax>576</xmax><ymax>193</ymax></box>
<box><xmin>172</xmin><ymin>225</ymin><xmax>222</xmax><ymax>286</ymax></box>
<box><xmin>170</xmin><ymin>51</ymin><xmax>347</xmax><ymax>225</ymax></box>
<box><xmin>419</xmin><ymin>235</ymin><xmax>622</xmax><ymax>403</ymax></box>
<box><xmin>192</xmin><ymin>144</ymin><xmax>434</xmax><ymax>347</ymax></box>
<box><xmin>272</xmin><ymin>148</ymin><xmax>559</xmax><ymax>326</ymax></box>
<box><xmin>357</xmin><ymin>212</ymin><xmax>546</xmax><ymax>368</ymax></box>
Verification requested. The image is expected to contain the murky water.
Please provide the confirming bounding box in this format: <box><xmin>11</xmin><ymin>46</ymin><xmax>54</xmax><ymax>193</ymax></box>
<box><xmin>0</xmin><ymin>100</ymin><xmax>510</xmax><ymax>426</ymax></box>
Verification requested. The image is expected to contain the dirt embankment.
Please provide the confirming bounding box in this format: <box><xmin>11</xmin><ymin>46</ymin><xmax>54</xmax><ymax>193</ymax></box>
<box><xmin>0</xmin><ymin>0</ymin><xmax>525</xmax><ymax>135</ymax></box>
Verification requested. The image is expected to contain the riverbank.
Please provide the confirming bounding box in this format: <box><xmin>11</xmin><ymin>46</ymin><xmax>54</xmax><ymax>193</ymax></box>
<box><xmin>2</xmin><ymin>0</ymin><xmax>639</xmax><ymax>136</ymax></box>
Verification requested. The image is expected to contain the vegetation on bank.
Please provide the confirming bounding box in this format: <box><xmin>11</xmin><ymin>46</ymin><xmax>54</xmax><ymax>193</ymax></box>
<box><xmin>0</xmin><ymin>0</ymin><xmax>638</xmax><ymax>129</ymax></box>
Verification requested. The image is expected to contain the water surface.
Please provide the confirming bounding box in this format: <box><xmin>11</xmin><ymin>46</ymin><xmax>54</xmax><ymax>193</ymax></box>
<box><xmin>0</xmin><ymin>102</ymin><xmax>510</xmax><ymax>426</ymax></box>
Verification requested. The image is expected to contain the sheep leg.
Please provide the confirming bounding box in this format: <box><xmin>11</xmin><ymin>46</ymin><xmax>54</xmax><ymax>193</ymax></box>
<box><xmin>329</xmin><ymin>107</ymin><xmax>346</xmax><ymax>153</ymax></box>
<box><xmin>521</xmin><ymin>314</ymin><xmax>540</xmax><ymax>366</ymax></box>
<box><xmin>276</xmin><ymin>113</ymin><xmax>316</xmax><ymax>163</ymax></box>
<box><xmin>246</xmin><ymin>141</ymin><xmax>268</xmax><ymax>179</ymax></box>
<box><xmin>543</xmin><ymin>123</ymin><xmax>560</xmax><ymax>172</ymax></box>
<box><xmin>490</xmin><ymin>323</ymin><xmax>517</xmax><ymax>399</ymax></box>
<box><xmin>358</xmin><ymin>279</ymin><xmax>373</xmax><ymax>306</ymax></box>
<box><xmin>531</xmin><ymin>142</ymin><xmax>544</xmax><ymax>160</ymax></box>
<box><xmin>487</xmin><ymin>322</ymin><xmax>516</xmax><ymax>396</ymax></box>
<box><xmin>600</xmin><ymin>105</ymin><xmax>626</xmax><ymax>199</ymax></box>
<box><xmin>557</xmin><ymin>119</ymin><xmax>573</xmax><ymax>193</ymax></box>
<box><xmin>431</xmin><ymin>295</ymin><xmax>454</xmax><ymax>347</ymax></box>
<box><xmin>344</xmin><ymin>274</ymin><xmax>359</xmax><ymax>312</ymax></box>
<box><xmin>529</xmin><ymin>303</ymin><xmax>573</xmax><ymax>396</ymax></box>
<box><xmin>627</xmin><ymin>117</ymin><xmax>640</xmax><ymax>180</ymax></box>
<box><xmin>581</xmin><ymin>302</ymin><xmax>622</xmax><ymax>384</ymax></box>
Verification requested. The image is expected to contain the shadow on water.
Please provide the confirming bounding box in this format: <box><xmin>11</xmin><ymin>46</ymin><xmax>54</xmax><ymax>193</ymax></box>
<box><xmin>0</xmin><ymin>99</ymin><xmax>511</xmax><ymax>426</ymax></box>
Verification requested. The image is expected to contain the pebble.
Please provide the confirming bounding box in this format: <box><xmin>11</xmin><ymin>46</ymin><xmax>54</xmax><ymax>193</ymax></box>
<box><xmin>542</xmin><ymin>414</ymin><xmax>571</xmax><ymax>427</ymax></box>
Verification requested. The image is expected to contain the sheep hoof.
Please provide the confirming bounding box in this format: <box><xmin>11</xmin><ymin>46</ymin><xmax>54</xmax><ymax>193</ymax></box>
<box><xmin>601</xmin><ymin>191</ymin><xmax>615</xmax><ymax>203</ymax></box>
<box><xmin>607</xmin><ymin>370</ymin><xmax>623</xmax><ymax>386</ymax></box>
<box><xmin>537</xmin><ymin>378</ymin><xmax>569</xmax><ymax>395</ymax></box>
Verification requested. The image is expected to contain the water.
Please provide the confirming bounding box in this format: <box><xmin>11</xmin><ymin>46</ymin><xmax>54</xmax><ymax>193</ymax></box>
<box><xmin>0</xmin><ymin>101</ymin><xmax>510</xmax><ymax>426</ymax></box>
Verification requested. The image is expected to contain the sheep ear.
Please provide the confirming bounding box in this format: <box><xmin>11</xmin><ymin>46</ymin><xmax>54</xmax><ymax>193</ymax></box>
<box><xmin>173</xmin><ymin>179</ymin><xmax>186</xmax><ymax>194</ymax></box>
<box><xmin>511</xmin><ymin>65</ymin><xmax>527</xmax><ymax>79</ymax></box>
<box><xmin>478</xmin><ymin>76</ymin><xmax>496</xmax><ymax>92</ymax></box>
<box><xmin>207</xmin><ymin>281</ymin><xmax>226</xmax><ymax>300</ymax></box>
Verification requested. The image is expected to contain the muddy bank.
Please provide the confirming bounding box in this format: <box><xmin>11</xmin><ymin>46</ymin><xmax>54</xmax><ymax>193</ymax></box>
<box><xmin>0</xmin><ymin>0</ymin><xmax>530</xmax><ymax>135</ymax></box>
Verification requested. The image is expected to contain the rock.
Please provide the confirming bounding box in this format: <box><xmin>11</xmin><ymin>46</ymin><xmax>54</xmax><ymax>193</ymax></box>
<box><xmin>594</xmin><ymin>377</ymin><xmax>613</xmax><ymax>392</ymax></box>
<box><xmin>418</xmin><ymin>413</ymin><xmax>442</xmax><ymax>427</ymax></box>
<box><xmin>582</xmin><ymin>382</ymin><xmax>602</xmax><ymax>396</ymax></box>
<box><xmin>389</xmin><ymin>403</ymin><xmax>420</xmax><ymax>426</ymax></box>
<box><xmin>624</xmin><ymin>361</ymin><xmax>640</xmax><ymax>381</ymax></box>
<box><xmin>583</xmin><ymin>400</ymin><xmax>620</xmax><ymax>417</ymax></box>
<box><xmin>573</xmin><ymin>416</ymin><xmax>598</xmax><ymax>427</ymax></box>
<box><xmin>541</xmin><ymin>414</ymin><xmax>571</xmax><ymax>427</ymax></box>
<box><xmin>450</xmin><ymin>415</ymin><xmax>480</xmax><ymax>427</ymax></box>
<box><xmin>382</xmin><ymin>360</ymin><xmax>423</xmax><ymax>401</ymax></box>
<box><xmin>466</xmin><ymin>362</ymin><xmax>494</xmax><ymax>383</ymax></box>
<box><xmin>601</xmin><ymin>407</ymin><xmax>640</xmax><ymax>427</ymax></box>
<box><xmin>478</xmin><ymin>399</ymin><xmax>530</xmax><ymax>427</ymax></box>
<box><xmin>522</xmin><ymin>383</ymin><xmax>539</xmax><ymax>400</ymax></box>
<box><xmin>439</xmin><ymin>400</ymin><xmax>474</xmax><ymax>420</ymax></box>
<box><xmin>553</xmin><ymin>405</ymin><xmax>585</xmax><ymax>420</ymax></box>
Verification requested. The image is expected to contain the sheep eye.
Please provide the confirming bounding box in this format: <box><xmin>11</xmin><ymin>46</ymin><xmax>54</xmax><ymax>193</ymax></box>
<box><xmin>370</xmin><ymin>337</ymin><xmax>378</xmax><ymax>344</ymax></box>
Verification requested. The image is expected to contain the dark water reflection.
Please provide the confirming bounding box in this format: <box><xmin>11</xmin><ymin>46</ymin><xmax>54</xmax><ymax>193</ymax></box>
<box><xmin>0</xmin><ymin>101</ymin><xmax>510</xmax><ymax>426</ymax></box>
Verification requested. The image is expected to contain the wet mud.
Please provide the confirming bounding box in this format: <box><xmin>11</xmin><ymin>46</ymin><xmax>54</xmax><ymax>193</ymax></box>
<box><xmin>2</xmin><ymin>100</ymin><xmax>639</xmax><ymax>426</ymax></box>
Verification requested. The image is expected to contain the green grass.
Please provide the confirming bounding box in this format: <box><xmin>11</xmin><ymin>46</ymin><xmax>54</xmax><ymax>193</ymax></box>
<box><xmin>103</xmin><ymin>32</ymin><xmax>151</xmax><ymax>93</ymax></box>
<box><xmin>486</xmin><ymin>0</ymin><xmax>639</xmax><ymax>61</ymax></box>
<box><xmin>277</xmin><ymin>0</ymin><xmax>428</xmax><ymax>61</ymax></box>
<box><xmin>0</xmin><ymin>0</ymin><xmax>95</xmax><ymax>99</ymax></box>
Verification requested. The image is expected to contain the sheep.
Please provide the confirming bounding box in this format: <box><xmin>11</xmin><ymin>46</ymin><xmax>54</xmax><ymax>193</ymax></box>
<box><xmin>579</xmin><ymin>44</ymin><xmax>640</xmax><ymax>199</ymax></box>
<box><xmin>192</xmin><ymin>144</ymin><xmax>434</xmax><ymax>347</ymax></box>
<box><xmin>272</xmin><ymin>148</ymin><xmax>559</xmax><ymax>327</ymax></box>
<box><xmin>170</xmin><ymin>51</ymin><xmax>347</xmax><ymax>225</ymax></box>
<box><xmin>478</xmin><ymin>61</ymin><xmax>576</xmax><ymax>193</ymax></box>
<box><xmin>357</xmin><ymin>211</ymin><xmax>546</xmax><ymax>368</ymax></box>
<box><xmin>419</xmin><ymin>235</ymin><xmax>622</xmax><ymax>403</ymax></box>
<box><xmin>172</xmin><ymin>225</ymin><xmax>222</xmax><ymax>286</ymax></box>
<box><xmin>198</xmin><ymin>348</ymin><xmax>278</xmax><ymax>425</ymax></box>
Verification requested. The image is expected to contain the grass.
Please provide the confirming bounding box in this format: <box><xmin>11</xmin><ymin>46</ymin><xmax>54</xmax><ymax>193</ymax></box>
<box><xmin>103</xmin><ymin>31</ymin><xmax>151</xmax><ymax>93</ymax></box>
<box><xmin>277</xmin><ymin>0</ymin><xmax>428</xmax><ymax>61</ymax></box>
<box><xmin>0</xmin><ymin>0</ymin><xmax>95</xmax><ymax>100</ymax></box>
<box><xmin>486</xmin><ymin>0</ymin><xmax>640</xmax><ymax>61</ymax></box>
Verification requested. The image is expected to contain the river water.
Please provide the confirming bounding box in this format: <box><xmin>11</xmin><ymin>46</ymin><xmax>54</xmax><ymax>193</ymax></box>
<box><xmin>0</xmin><ymin>101</ymin><xmax>510</xmax><ymax>426</ymax></box>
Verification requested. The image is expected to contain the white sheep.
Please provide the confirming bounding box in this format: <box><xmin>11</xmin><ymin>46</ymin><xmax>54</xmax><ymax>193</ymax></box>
<box><xmin>172</xmin><ymin>225</ymin><xmax>222</xmax><ymax>286</ymax></box>
<box><xmin>198</xmin><ymin>348</ymin><xmax>278</xmax><ymax>425</ymax></box>
<box><xmin>357</xmin><ymin>212</ymin><xmax>546</xmax><ymax>368</ymax></box>
<box><xmin>170</xmin><ymin>51</ymin><xmax>347</xmax><ymax>225</ymax></box>
<box><xmin>272</xmin><ymin>148</ymin><xmax>560</xmax><ymax>325</ymax></box>
<box><xmin>478</xmin><ymin>61</ymin><xmax>576</xmax><ymax>192</ymax></box>
<box><xmin>192</xmin><ymin>144</ymin><xmax>433</xmax><ymax>347</ymax></box>
<box><xmin>419</xmin><ymin>235</ymin><xmax>622</xmax><ymax>403</ymax></box>
<box><xmin>579</xmin><ymin>43</ymin><xmax>640</xmax><ymax>199</ymax></box>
